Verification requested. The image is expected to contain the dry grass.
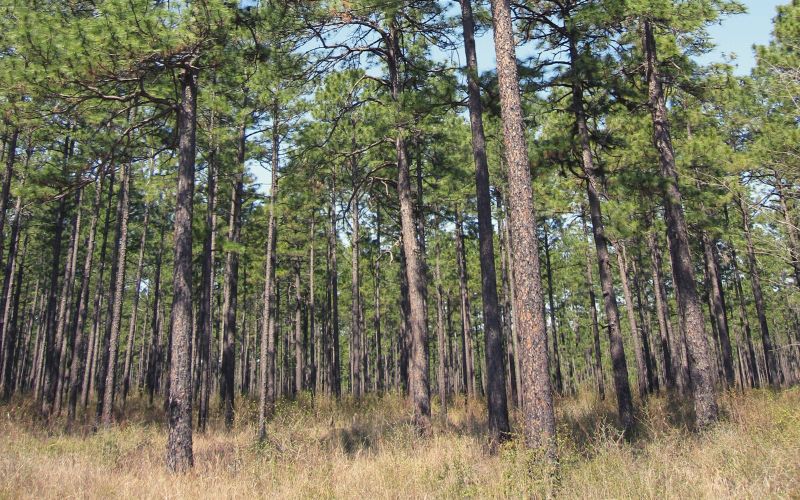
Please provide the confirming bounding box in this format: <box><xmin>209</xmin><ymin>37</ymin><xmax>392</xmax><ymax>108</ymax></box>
<box><xmin>0</xmin><ymin>387</ymin><xmax>798</xmax><ymax>499</ymax></box>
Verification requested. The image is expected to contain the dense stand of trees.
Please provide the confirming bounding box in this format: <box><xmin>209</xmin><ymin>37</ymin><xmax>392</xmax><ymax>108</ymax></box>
<box><xmin>1</xmin><ymin>0</ymin><xmax>799</xmax><ymax>471</ymax></box>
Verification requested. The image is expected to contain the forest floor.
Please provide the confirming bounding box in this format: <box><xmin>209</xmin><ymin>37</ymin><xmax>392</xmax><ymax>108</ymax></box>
<box><xmin>0</xmin><ymin>387</ymin><xmax>798</xmax><ymax>499</ymax></box>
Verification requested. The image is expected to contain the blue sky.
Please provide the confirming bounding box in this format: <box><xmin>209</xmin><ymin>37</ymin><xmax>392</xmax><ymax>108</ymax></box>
<box><xmin>252</xmin><ymin>1</ymin><xmax>787</xmax><ymax>193</ymax></box>
<box><xmin>467</xmin><ymin>0</ymin><xmax>786</xmax><ymax>75</ymax></box>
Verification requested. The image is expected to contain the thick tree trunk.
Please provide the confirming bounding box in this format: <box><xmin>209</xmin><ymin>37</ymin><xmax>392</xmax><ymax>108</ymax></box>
<box><xmin>489</xmin><ymin>0</ymin><xmax>555</xmax><ymax>453</ymax></box>
<box><xmin>644</xmin><ymin>20</ymin><xmax>717</xmax><ymax>427</ymax></box>
<box><xmin>166</xmin><ymin>65</ymin><xmax>198</xmax><ymax>472</ymax></box>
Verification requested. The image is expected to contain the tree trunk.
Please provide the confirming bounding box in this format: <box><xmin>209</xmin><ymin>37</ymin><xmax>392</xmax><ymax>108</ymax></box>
<box><xmin>0</xmin><ymin>193</ymin><xmax>24</xmax><ymax>398</ymax></box>
<box><xmin>570</xmin><ymin>47</ymin><xmax>633</xmax><ymax>430</ymax></box>
<box><xmin>581</xmin><ymin>210</ymin><xmax>606</xmax><ymax>399</ymax></box>
<box><xmin>738</xmin><ymin>195</ymin><xmax>780</xmax><ymax>386</ymax></box>
<box><xmin>350</xmin><ymin>189</ymin><xmax>362</xmax><ymax>397</ymax></box>
<box><xmin>489</xmin><ymin>0</ymin><xmax>555</xmax><ymax>452</ymax></box>
<box><xmin>219</xmin><ymin>122</ymin><xmax>245</xmax><ymax>429</ymax></box>
<box><xmin>98</xmin><ymin>163</ymin><xmax>131</xmax><ymax>425</ymax></box>
<box><xmin>82</xmin><ymin>168</ymin><xmax>116</xmax><ymax>408</ymax></box>
<box><xmin>53</xmin><ymin>188</ymin><xmax>83</xmax><ymax>416</ymax></box>
<box><xmin>198</xmin><ymin>151</ymin><xmax>218</xmax><ymax>432</ymax></box>
<box><xmin>258</xmin><ymin>103</ymin><xmax>280</xmax><ymax>441</ymax></box>
<box><xmin>166</xmin><ymin>66</ymin><xmax>197</xmax><ymax>472</ymax></box>
<box><xmin>454</xmin><ymin>213</ymin><xmax>475</xmax><ymax>399</ymax></box>
<box><xmin>458</xmin><ymin>0</ymin><xmax>509</xmax><ymax>438</ymax></box>
<box><xmin>433</xmin><ymin>224</ymin><xmax>448</xmax><ymax>422</ymax></box>
<box><xmin>644</xmin><ymin>19</ymin><xmax>717</xmax><ymax>428</ymax></box>
<box><xmin>387</xmin><ymin>19</ymin><xmax>431</xmax><ymax>433</ymax></box>
<box><xmin>616</xmin><ymin>242</ymin><xmax>649</xmax><ymax>400</ymax></box>
<box><xmin>41</xmin><ymin>138</ymin><xmax>71</xmax><ymax>415</ymax></box>
<box><xmin>701</xmin><ymin>232</ymin><xmax>735</xmax><ymax>387</ymax></box>
<box><xmin>542</xmin><ymin>223</ymin><xmax>564</xmax><ymax>395</ymax></box>
<box><xmin>122</xmin><ymin>203</ymin><xmax>150</xmax><ymax>405</ymax></box>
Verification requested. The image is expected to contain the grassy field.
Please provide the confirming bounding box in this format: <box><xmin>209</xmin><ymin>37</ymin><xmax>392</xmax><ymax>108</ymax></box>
<box><xmin>0</xmin><ymin>388</ymin><xmax>797</xmax><ymax>498</ymax></box>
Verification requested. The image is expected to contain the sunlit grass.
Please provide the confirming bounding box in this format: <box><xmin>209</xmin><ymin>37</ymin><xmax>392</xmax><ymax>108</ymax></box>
<box><xmin>1</xmin><ymin>387</ymin><xmax>797</xmax><ymax>498</ymax></box>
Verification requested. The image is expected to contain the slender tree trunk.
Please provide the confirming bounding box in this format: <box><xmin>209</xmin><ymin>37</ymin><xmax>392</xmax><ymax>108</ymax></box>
<box><xmin>542</xmin><ymin>224</ymin><xmax>564</xmax><ymax>395</ymax></box>
<box><xmin>122</xmin><ymin>203</ymin><xmax>150</xmax><ymax>405</ymax></box>
<box><xmin>99</xmin><ymin>163</ymin><xmax>131</xmax><ymax>426</ymax></box>
<box><xmin>738</xmin><ymin>195</ymin><xmax>779</xmax><ymax>385</ymax></box>
<box><xmin>644</xmin><ymin>19</ymin><xmax>717</xmax><ymax>427</ymax></box>
<box><xmin>350</xmin><ymin>189</ymin><xmax>362</xmax><ymax>398</ymax></box>
<box><xmin>198</xmin><ymin>153</ymin><xmax>218</xmax><ymax>432</ymax></box>
<box><xmin>41</xmin><ymin>138</ymin><xmax>72</xmax><ymax>415</ymax></box>
<box><xmin>166</xmin><ymin>65</ymin><xmax>197</xmax><ymax>472</ymax></box>
<box><xmin>458</xmin><ymin>0</ymin><xmax>509</xmax><ymax>438</ymax></box>
<box><xmin>489</xmin><ymin>0</ymin><xmax>555</xmax><ymax>452</ymax></box>
<box><xmin>582</xmin><ymin>210</ymin><xmax>605</xmax><ymax>399</ymax></box>
<box><xmin>617</xmin><ymin>242</ymin><xmax>649</xmax><ymax>400</ymax></box>
<box><xmin>433</xmin><ymin>224</ymin><xmax>448</xmax><ymax>422</ymax></box>
<box><xmin>648</xmin><ymin>228</ymin><xmax>676</xmax><ymax>389</ymax></box>
<box><xmin>0</xmin><ymin>193</ymin><xmax>24</xmax><ymax>398</ymax></box>
<box><xmin>0</xmin><ymin>129</ymin><xmax>18</xmax><ymax>270</ymax></box>
<box><xmin>372</xmin><ymin>207</ymin><xmax>382</xmax><ymax>392</ymax></box>
<box><xmin>82</xmin><ymin>168</ymin><xmax>116</xmax><ymax>408</ymax></box>
<box><xmin>454</xmin><ymin>213</ymin><xmax>475</xmax><ymax>399</ymax></box>
<box><xmin>294</xmin><ymin>263</ymin><xmax>303</xmax><ymax>395</ymax></box>
<box><xmin>258</xmin><ymin>103</ymin><xmax>280</xmax><ymax>441</ymax></box>
<box><xmin>387</xmin><ymin>20</ymin><xmax>431</xmax><ymax>433</ymax></box>
<box><xmin>701</xmin><ymin>232</ymin><xmax>735</xmax><ymax>388</ymax></box>
<box><xmin>147</xmin><ymin>223</ymin><xmax>166</xmax><ymax>403</ymax></box>
<box><xmin>53</xmin><ymin>188</ymin><xmax>83</xmax><ymax>416</ymax></box>
<box><xmin>729</xmin><ymin>242</ymin><xmax>758</xmax><ymax>388</ymax></box>
<box><xmin>219</xmin><ymin>123</ymin><xmax>245</xmax><ymax>430</ymax></box>
<box><xmin>570</xmin><ymin>50</ymin><xmax>633</xmax><ymax>430</ymax></box>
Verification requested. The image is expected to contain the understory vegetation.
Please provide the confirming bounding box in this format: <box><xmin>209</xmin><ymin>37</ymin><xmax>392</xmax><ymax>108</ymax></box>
<box><xmin>2</xmin><ymin>388</ymin><xmax>798</xmax><ymax>498</ymax></box>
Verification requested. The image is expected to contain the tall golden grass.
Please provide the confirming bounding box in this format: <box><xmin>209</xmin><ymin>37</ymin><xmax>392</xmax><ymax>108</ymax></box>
<box><xmin>1</xmin><ymin>387</ymin><xmax>797</xmax><ymax>498</ymax></box>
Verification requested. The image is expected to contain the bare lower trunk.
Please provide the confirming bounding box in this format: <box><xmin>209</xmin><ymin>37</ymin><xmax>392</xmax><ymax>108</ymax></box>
<box><xmin>644</xmin><ymin>20</ymin><xmax>717</xmax><ymax>427</ymax></box>
<box><xmin>99</xmin><ymin>163</ymin><xmax>131</xmax><ymax>426</ymax></box>
<box><xmin>738</xmin><ymin>195</ymin><xmax>779</xmax><ymax>386</ymax></box>
<box><xmin>489</xmin><ymin>0</ymin><xmax>555</xmax><ymax>453</ymax></box>
<box><xmin>122</xmin><ymin>203</ymin><xmax>150</xmax><ymax>405</ymax></box>
<box><xmin>258</xmin><ymin>104</ymin><xmax>280</xmax><ymax>441</ymax></box>
<box><xmin>459</xmin><ymin>0</ymin><xmax>509</xmax><ymax>439</ymax></box>
<box><xmin>582</xmin><ymin>210</ymin><xmax>605</xmax><ymax>399</ymax></box>
<box><xmin>166</xmin><ymin>65</ymin><xmax>197</xmax><ymax>472</ymax></box>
